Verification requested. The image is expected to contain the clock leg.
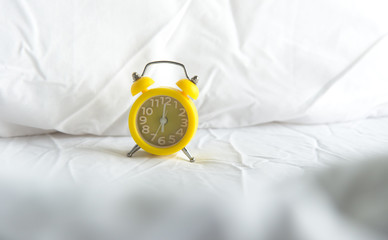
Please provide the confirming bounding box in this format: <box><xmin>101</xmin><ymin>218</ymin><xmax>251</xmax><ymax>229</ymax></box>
<box><xmin>127</xmin><ymin>144</ymin><xmax>141</xmax><ymax>157</ymax></box>
<box><xmin>182</xmin><ymin>147</ymin><xmax>195</xmax><ymax>162</ymax></box>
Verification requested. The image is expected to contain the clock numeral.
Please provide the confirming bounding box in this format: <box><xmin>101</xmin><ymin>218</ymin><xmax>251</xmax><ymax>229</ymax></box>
<box><xmin>142</xmin><ymin>125</ymin><xmax>150</xmax><ymax>134</ymax></box>
<box><xmin>179</xmin><ymin>108</ymin><xmax>185</xmax><ymax>117</ymax></box>
<box><xmin>174</xmin><ymin>101</ymin><xmax>178</xmax><ymax>109</ymax></box>
<box><xmin>168</xmin><ymin>135</ymin><xmax>176</xmax><ymax>144</ymax></box>
<box><xmin>158</xmin><ymin>96</ymin><xmax>171</xmax><ymax>106</ymax></box>
<box><xmin>141</xmin><ymin>107</ymin><xmax>153</xmax><ymax>116</ymax></box>
<box><xmin>139</xmin><ymin>116</ymin><xmax>147</xmax><ymax>125</ymax></box>
<box><xmin>181</xmin><ymin>118</ymin><xmax>188</xmax><ymax>127</ymax></box>
<box><xmin>176</xmin><ymin>128</ymin><xmax>184</xmax><ymax>136</ymax></box>
<box><xmin>165</xmin><ymin>97</ymin><xmax>171</xmax><ymax>106</ymax></box>
<box><xmin>158</xmin><ymin>136</ymin><xmax>166</xmax><ymax>145</ymax></box>
<box><xmin>150</xmin><ymin>99</ymin><xmax>159</xmax><ymax>107</ymax></box>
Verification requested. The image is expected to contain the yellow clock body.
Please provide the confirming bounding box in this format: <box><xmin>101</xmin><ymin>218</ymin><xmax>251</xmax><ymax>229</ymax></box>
<box><xmin>128</xmin><ymin>87</ymin><xmax>198</xmax><ymax>155</ymax></box>
<box><xmin>127</xmin><ymin>61</ymin><xmax>199</xmax><ymax>161</ymax></box>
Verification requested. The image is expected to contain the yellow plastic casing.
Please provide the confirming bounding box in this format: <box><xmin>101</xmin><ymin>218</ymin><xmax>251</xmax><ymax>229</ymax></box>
<box><xmin>176</xmin><ymin>79</ymin><xmax>199</xmax><ymax>100</ymax></box>
<box><xmin>128</xmin><ymin>87</ymin><xmax>198</xmax><ymax>155</ymax></box>
<box><xmin>131</xmin><ymin>77</ymin><xmax>155</xmax><ymax>96</ymax></box>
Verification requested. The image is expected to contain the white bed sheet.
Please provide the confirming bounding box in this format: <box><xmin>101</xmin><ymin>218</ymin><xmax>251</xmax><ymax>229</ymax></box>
<box><xmin>1</xmin><ymin>118</ymin><xmax>388</xmax><ymax>239</ymax></box>
<box><xmin>1</xmin><ymin>117</ymin><xmax>387</xmax><ymax>184</ymax></box>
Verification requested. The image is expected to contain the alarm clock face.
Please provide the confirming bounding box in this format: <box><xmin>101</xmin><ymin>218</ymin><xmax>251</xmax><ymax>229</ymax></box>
<box><xmin>136</xmin><ymin>95</ymin><xmax>188</xmax><ymax>148</ymax></box>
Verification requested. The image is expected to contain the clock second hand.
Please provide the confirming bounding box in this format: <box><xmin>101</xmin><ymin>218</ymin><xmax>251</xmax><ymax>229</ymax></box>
<box><xmin>151</xmin><ymin>123</ymin><xmax>162</xmax><ymax>142</ymax></box>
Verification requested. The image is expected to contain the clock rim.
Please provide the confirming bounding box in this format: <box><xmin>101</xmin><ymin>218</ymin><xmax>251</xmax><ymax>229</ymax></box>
<box><xmin>128</xmin><ymin>87</ymin><xmax>198</xmax><ymax>156</ymax></box>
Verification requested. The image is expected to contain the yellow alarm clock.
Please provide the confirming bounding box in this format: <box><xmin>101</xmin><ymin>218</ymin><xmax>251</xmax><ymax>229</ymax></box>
<box><xmin>127</xmin><ymin>61</ymin><xmax>199</xmax><ymax>162</ymax></box>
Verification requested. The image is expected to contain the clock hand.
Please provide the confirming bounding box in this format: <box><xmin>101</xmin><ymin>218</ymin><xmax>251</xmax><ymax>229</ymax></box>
<box><xmin>162</xmin><ymin>102</ymin><xmax>167</xmax><ymax>117</ymax></box>
<box><xmin>151</xmin><ymin>123</ymin><xmax>162</xmax><ymax>142</ymax></box>
<box><xmin>152</xmin><ymin>104</ymin><xmax>168</xmax><ymax>141</ymax></box>
<box><xmin>161</xmin><ymin>103</ymin><xmax>168</xmax><ymax>133</ymax></box>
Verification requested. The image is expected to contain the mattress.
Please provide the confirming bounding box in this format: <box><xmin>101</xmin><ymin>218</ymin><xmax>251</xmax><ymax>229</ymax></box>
<box><xmin>1</xmin><ymin>117</ymin><xmax>388</xmax><ymax>240</ymax></box>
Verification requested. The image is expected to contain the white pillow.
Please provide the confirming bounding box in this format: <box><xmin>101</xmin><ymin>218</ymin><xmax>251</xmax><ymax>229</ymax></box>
<box><xmin>1</xmin><ymin>0</ymin><xmax>388</xmax><ymax>137</ymax></box>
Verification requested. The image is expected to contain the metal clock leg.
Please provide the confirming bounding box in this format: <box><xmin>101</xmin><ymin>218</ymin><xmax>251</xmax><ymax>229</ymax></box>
<box><xmin>127</xmin><ymin>144</ymin><xmax>141</xmax><ymax>157</ymax></box>
<box><xmin>182</xmin><ymin>147</ymin><xmax>195</xmax><ymax>162</ymax></box>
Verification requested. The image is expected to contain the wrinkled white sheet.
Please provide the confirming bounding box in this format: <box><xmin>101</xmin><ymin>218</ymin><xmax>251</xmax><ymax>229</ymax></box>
<box><xmin>1</xmin><ymin>0</ymin><xmax>388</xmax><ymax>137</ymax></box>
<box><xmin>1</xmin><ymin>118</ymin><xmax>388</xmax><ymax>239</ymax></box>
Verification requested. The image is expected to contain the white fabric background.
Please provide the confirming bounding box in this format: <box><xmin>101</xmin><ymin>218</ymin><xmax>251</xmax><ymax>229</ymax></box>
<box><xmin>1</xmin><ymin>0</ymin><xmax>388</xmax><ymax>137</ymax></box>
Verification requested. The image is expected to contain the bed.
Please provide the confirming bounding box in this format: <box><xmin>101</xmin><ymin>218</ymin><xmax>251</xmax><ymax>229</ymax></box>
<box><xmin>1</xmin><ymin>117</ymin><xmax>388</xmax><ymax>239</ymax></box>
<box><xmin>1</xmin><ymin>0</ymin><xmax>388</xmax><ymax>239</ymax></box>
